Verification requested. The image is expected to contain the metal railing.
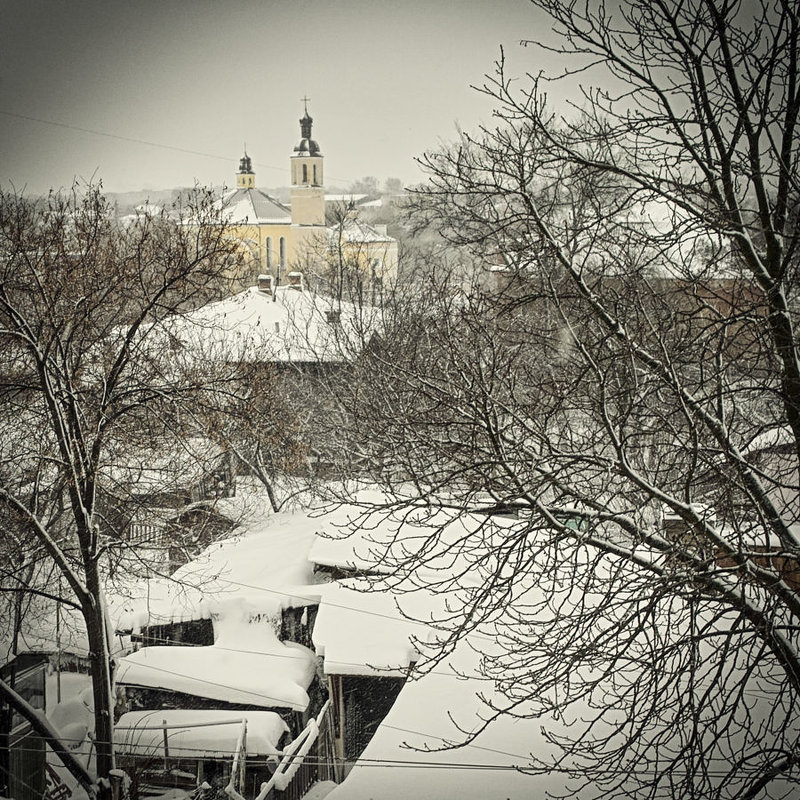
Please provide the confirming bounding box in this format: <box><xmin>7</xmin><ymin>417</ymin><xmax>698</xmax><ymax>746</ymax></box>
<box><xmin>255</xmin><ymin>701</ymin><xmax>332</xmax><ymax>800</ymax></box>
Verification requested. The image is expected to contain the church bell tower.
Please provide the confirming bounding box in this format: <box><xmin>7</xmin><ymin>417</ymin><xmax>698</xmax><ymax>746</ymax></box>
<box><xmin>290</xmin><ymin>100</ymin><xmax>325</xmax><ymax>227</ymax></box>
<box><xmin>236</xmin><ymin>151</ymin><xmax>255</xmax><ymax>189</ymax></box>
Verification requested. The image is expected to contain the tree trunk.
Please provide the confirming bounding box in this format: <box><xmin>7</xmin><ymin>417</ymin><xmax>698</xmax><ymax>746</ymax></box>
<box><xmin>84</xmin><ymin>562</ymin><xmax>115</xmax><ymax>800</ymax></box>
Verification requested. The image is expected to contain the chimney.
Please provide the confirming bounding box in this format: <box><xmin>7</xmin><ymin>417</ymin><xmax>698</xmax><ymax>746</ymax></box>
<box><xmin>287</xmin><ymin>271</ymin><xmax>304</xmax><ymax>291</ymax></box>
<box><xmin>257</xmin><ymin>274</ymin><xmax>273</xmax><ymax>295</ymax></box>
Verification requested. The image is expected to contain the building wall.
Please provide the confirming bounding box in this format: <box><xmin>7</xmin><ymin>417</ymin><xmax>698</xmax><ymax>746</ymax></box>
<box><xmin>226</xmin><ymin>222</ymin><xmax>293</xmax><ymax>281</ymax></box>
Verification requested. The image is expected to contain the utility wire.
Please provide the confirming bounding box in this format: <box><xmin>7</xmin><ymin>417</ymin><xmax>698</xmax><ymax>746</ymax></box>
<box><xmin>127</xmin><ymin>573</ymin><xmax>498</xmax><ymax>644</ymax></box>
<box><xmin>1</xmin><ymin>740</ymin><xmax>760</xmax><ymax>777</ymax></box>
<box><xmin>0</xmin><ymin>110</ymin><xmax>359</xmax><ymax>187</ymax></box>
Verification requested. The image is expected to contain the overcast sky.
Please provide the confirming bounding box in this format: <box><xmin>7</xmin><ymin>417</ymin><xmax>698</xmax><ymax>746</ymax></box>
<box><xmin>0</xmin><ymin>0</ymin><xmax>568</xmax><ymax>195</ymax></box>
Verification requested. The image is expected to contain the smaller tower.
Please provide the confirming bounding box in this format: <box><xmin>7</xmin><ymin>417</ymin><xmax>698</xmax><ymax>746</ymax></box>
<box><xmin>236</xmin><ymin>151</ymin><xmax>255</xmax><ymax>189</ymax></box>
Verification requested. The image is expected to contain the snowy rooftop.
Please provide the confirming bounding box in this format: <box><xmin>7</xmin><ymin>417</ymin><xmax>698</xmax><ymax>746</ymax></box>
<box><xmin>328</xmin><ymin>216</ymin><xmax>394</xmax><ymax>244</ymax></box>
<box><xmin>105</xmin><ymin>488</ymin><xmax>579</xmax><ymax>795</ymax></box>
<box><xmin>115</xmin><ymin>709</ymin><xmax>288</xmax><ymax>758</ymax></box>
<box><xmin>218</xmin><ymin>187</ymin><xmax>291</xmax><ymax>225</ymax></box>
<box><xmin>113</xmin><ymin>491</ymin><xmax>324</xmax><ymax>633</ymax></box>
<box><xmin>313</xmin><ymin>581</ymin><xmax>436</xmax><ymax>676</ymax></box>
<box><xmin>324</xmin><ymin>642</ymin><xmax>558</xmax><ymax>800</ymax></box>
<box><xmin>115</xmin><ymin>624</ymin><xmax>316</xmax><ymax>711</ymax></box>
<box><xmin>168</xmin><ymin>284</ymin><xmax>369</xmax><ymax>364</ymax></box>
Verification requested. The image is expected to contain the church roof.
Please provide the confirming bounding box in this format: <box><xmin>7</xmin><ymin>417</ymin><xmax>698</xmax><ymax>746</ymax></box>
<box><xmin>219</xmin><ymin>187</ymin><xmax>291</xmax><ymax>225</ymax></box>
<box><xmin>293</xmin><ymin>108</ymin><xmax>322</xmax><ymax>157</ymax></box>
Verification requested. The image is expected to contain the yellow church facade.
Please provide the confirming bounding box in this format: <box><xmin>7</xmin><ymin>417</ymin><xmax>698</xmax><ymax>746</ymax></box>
<box><xmin>221</xmin><ymin>107</ymin><xmax>398</xmax><ymax>292</ymax></box>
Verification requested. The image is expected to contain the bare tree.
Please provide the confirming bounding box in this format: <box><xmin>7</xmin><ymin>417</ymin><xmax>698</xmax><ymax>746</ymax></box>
<box><xmin>196</xmin><ymin>361</ymin><xmax>308</xmax><ymax>512</ymax></box>
<box><xmin>326</xmin><ymin>1</ymin><xmax>800</xmax><ymax>797</ymax></box>
<box><xmin>0</xmin><ymin>183</ymin><xmax>242</xmax><ymax>796</ymax></box>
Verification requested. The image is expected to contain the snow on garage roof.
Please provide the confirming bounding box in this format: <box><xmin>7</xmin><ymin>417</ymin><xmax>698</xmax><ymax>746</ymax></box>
<box><xmin>324</xmin><ymin>641</ymin><xmax>559</xmax><ymax>800</ymax></box>
<box><xmin>113</xmin><ymin>494</ymin><xmax>323</xmax><ymax>632</ymax></box>
<box><xmin>115</xmin><ymin>628</ymin><xmax>316</xmax><ymax>711</ymax></box>
<box><xmin>115</xmin><ymin>709</ymin><xmax>289</xmax><ymax>759</ymax></box>
<box><xmin>312</xmin><ymin>581</ymin><xmax>437</xmax><ymax>676</ymax></box>
<box><xmin>308</xmin><ymin>499</ymin><xmax>512</xmax><ymax>577</ymax></box>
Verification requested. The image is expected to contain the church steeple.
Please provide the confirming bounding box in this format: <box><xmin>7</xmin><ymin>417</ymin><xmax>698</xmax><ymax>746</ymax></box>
<box><xmin>290</xmin><ymin>100</ymin><xmax>325</xmax><ymax>231</ymax></box>
<box><xmin>293</xmin><ymin>97</ymin><xmax>322</xmax><ymax>160</ymax></box>
<box><xmin>236</xmin><ymin>149</ymin><xmax>255</xmax><ymax>189</ymax></box>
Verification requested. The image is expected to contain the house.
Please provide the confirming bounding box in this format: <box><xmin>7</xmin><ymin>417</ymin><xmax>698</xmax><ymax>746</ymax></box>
<box><xmin>110</xmin><ymin>489</ymin><xmax>438</xmax><ymax>795</ymax></box>
<box><xmin>110</xmin><ymin>488</ymin><xmax>554</xmax><ymax>798</ymax></box>
<box><xmin>326</xmin><ymin>212</ymin><xmax>399</xmax><ymax>293</ymax></box>
<box><xmin>111</xmin><ymin>489</ymin><xmax>331</xmax><ymax>797</ymax></box>
<box><xmin>170</xmin><ymin>275</ymin><xmax>366</xmax><ymax>370</ymax></box>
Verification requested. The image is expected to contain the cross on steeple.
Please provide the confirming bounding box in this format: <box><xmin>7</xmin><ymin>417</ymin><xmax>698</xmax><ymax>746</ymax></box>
<box><xmin>301</xmin><ymin>96</ymin><xmax>311</xmax><ymax>114</ymax></box>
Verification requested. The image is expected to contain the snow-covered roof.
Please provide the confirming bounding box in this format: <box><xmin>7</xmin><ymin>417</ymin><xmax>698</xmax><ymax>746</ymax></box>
<box><xmin>324</xmin><ymin>642</ymin><xmax>557</xmax><ymax>800</ymax></box>
<box><xmin>115</xmin><ymin>626</ymin><xmax>316</xmax><ymax>711</ymax></box>
<box><xmin>308</xmin><ymin>500</ymin><xmax>511</xmax><ymax>676</ymax></box>
<box><xmin>313</xmin><ymin>581</ymin><xmax>435</xmax><ymax>676</ymax></box>
<box><xmin>115</xmin><ymin>709</ymin><xmax>288</xmax><ymax>758</ymax></box>
<box><xmin>218</xmin><ymin>187</ymin><xmax>291</xmax><ymax>225</ymax></box>
<box><xmin>169</xmin><ymin>284</ymin><xmax>367</xmax><ymax>364</ymax></box>
<box><xmin>113</xmin><ymin>489</ymin><xmax>323</xmax><ymax>632</ymax></box>
<box><xmin>308</xmin><ymin>499</ymin><xmax>508</xmax><ymax>578</ymax></box>
<box><xmin>328</xmin><ymin>217</ymin><xmax>394</xmax><ymax>244</ymax></box>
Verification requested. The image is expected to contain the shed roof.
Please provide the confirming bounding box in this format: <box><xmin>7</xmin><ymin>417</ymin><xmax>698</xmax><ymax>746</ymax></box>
<box><xmin>115</xmin><ymin>708</ymin><xmax>288</xmax><ymax>758</ymax></box>
<box><xmin>115</xmin><ymin>633</ymin><xmax>316</xmax><ymax>711</ymax></box>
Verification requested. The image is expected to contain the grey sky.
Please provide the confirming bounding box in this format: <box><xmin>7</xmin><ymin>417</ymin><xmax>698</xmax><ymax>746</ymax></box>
<box><xmin>0</xmin><ymin>0</ymin><xmax>560</xmax><ymax>195</ymax></box>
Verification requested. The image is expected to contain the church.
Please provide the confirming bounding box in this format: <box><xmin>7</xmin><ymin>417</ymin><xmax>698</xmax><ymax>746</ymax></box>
<box><xmin>220</xmin><ymin>105</ymin><xmax>398</xmax><ymax>293</ymax></box>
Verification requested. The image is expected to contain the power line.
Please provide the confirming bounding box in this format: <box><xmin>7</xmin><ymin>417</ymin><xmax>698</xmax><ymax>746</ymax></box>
<box><xmin>129</xmin><ymin>573</ymin><xmax>497</xmax><ymax>645</ymax></box>
<box><xmin>123</xmin><ymin>630</ymin><xmax>488</xmax><ymax>684</ymax></box>
<box><xmin>0</xmin><ymin>111</ymin><xmax>243</xmax><ymax>167</ymax></box>
<box><xmin>0</xmin><ymin>110</ymin><xmax>358</xmax><ymax>187</ymax></box>
<box><xmin>2</xmin><ymin>740</ymin><xmax>770</xmax><ymax>778</ymax></box>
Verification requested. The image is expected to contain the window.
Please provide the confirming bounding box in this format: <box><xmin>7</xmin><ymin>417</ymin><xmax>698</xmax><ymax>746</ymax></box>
<box><xmin>266</xmin><ymin>237</ymin><xmax>273</xmax><ymax>268</ymax></box>
<box><xmin>313</xmin><ymin>165</ymin><xmax>318</xmax><ymax>184</ymax></box>
<box><xmin>302</xmin><ymin>164</ymin><xmax>308</xmax><ymax>183</ymax></box>
<box><xmin>280</xmin><ymin>237</ymin><xmax>286</xmax><ymax>267</ymax></box>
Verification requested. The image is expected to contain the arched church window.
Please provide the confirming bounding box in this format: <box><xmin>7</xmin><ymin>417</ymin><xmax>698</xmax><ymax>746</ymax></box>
<box><xmin>266</xmin><ymin>237</ymin><xmax>273</xmax><ymax>268</ymax></box>
<box><xmin>280</xmin><ymin>237</ymin><xmax>286</xmax><ymax>267</ymax></box>
<box><xmin>313</xmin><ymin>165</ymin><xmax>318</xmax><ymax>184</ymax></box>
<box><xmin>302</xmin><ymin>164</ymin><xmax>308</xmax><ymax>183</ymax></box>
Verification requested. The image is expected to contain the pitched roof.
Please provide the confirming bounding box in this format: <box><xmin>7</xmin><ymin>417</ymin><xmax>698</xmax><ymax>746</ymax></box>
<box><xmin>171</xmin><ymin>284</ymin><xmax>368</xmax><ymax>364</ymax></box>
<box><xmin>219</xmin><ymin>187</ymin><xmax>291</xmax><ymax>225</ymax></box>
<box><xmin>329</xmin><ymin>217</ymin><xmax>394</xmax><ymax>244</ymax></box>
